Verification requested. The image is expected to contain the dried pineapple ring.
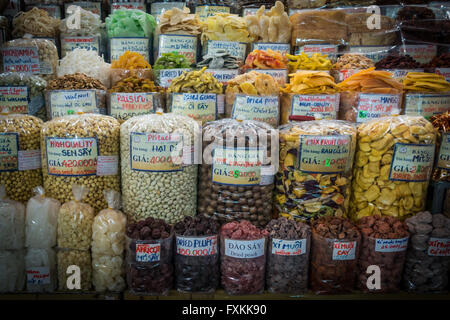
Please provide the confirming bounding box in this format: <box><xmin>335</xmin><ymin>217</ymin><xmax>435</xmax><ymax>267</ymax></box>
<box><xmin>255</xmin><ymin>73</ymin><xmax>278</xmax><ymax>95</ymax></box>
<box><xmin>239</xmin><ymin>82</ymin><xmax>258</xmax><ymax>95</ymax></box>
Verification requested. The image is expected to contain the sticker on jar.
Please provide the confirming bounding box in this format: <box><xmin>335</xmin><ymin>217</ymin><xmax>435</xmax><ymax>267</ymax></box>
<box><xmin>383</xmin><ymin>68</ymin><xmax>424</xmax><ymax>80</ymax></box>
<box><xmin>399</xmin><ymin>44</ymin><xmax>437</xmax><ymax>64</ymax></box>
<box><xmin>298</xmin><ymin>135</ymin><xmax>352</xmax><ymax>174</ymax></box>
<box><xmin>110</xmin><ymin>37</ymin><xmax>150</xmax><ymax>62</ymax></box>
<box><xmin>111</xmin><ymin>2</ymin><xmax>145</xmax><ymax>12</ymax></box>
<box><xmin>224</xmin><ymin>238</ymin><xmax>265</xmax><ymax>259</ymax></box>
<box><xmin>252</xmin><ymin>42</ymin><xmax>290</xmax><ymax>55</ymax></box>
<box><xmin>176</xmin><ymin>235</ymin><xmax>218</xmax><ymax>256</ymax></box>
<box><xmin>64</xmin><ymin>1</ymin><xmax>102</xmax><ymax>16</ymax></box>
<box><xmin>205</xmin><ymin>40</ymin><xmax>247</xmax><ymax>62</ymax></box>
<box><xmin>332</xmin><ymin>241</ymin><xmax>356</xmax><ymax>260</ymax></box>
<box><xmin>338</xmin><ymin>69</ymin><xmax>360</xmax><ymax>82</ymax></box>
<box><xmin>158</xmin><ymin>68</ymin><xmax>191</xmax><ymax>88</ymax></box>
<box><xmin>212</xmin><ymin>147</ymin><xmax>263</xmax><ymax>186</ymax></box>
<box><xmin>26</xmin><ymin>4</ymin><xmax>61</xmax><ymax>18</ymax></box>
<box><xmin>435</xmin><ymin>68</ymin><xmax>450</xmax><ymax>82</ymax></box>
<box><xmin>18</xmin><ymin>150</ymin><xmax>41</xmax><ymax>171</ymax></box>
<box><xmin>2</xmin><ymin>47</ymin><xmax>40</xmax><ymax>74</ymax></box>
<box><xmin>0</xmin><ymin>133</ymin><xmax>18</xmax><ymax>172</ymax></box>
<box><xmin>96</xmin><ymin>155</ymin><xmax>118</xmax><ymax>176</ymax></box>
<box><xmin>26</xmin><ymin>267</ymin><xmax>51</xmax><ymax>285</ymax></box>
<box><xmin>232</xmin><ymin>94</ymin><xmax>279</xmax><ymax>127</ymax></box>
<box><xmin>245</xmin><ymin>69</ymin><xmax>288</xmax><ymax>85</ymax></box>
<box><xmin>349</xmin><ymin>46</ymin><xmax>393</xmax><ymax>63</ymax></box>
<box><xmin>427</xmin><ymin>237</ymin><xmax>450</xmax><ymax>256</ymax></box>
<box><xmin>375</xmin><ymin>237</ymin><xmax>408</xmax><ymax>252</ymax></box>
<box><xmin>290</xmin><ymin>93</ymin><xmax>339</xmax><ymax>119</ymax></box>
<box><xmin>61</xmin><ymin>36</ymin><xmax>100</xmax><ymax>57</ymax></box>
<box><xmin>130</xmin><ymin>132</ymin><xmax>183</xmax><ymax>172</ymax></box>
<box><xmin>295</xmin><ymin>44</ymin><xmax>338</xmax><ymax>59</ymax></box>
<box><xmin>195</xmin><ymin>5</ymin><xmax>230</xmax><ymax>19</ymax></box>
<box><xmin>437</xmin><ymin>133</ymin><xmax>450</xmax><ymax>171</ymax></box>
<box><xmin>0</xmin><ymin>86</ymin><xmax>29</xmax><ymax>113</ymax></box>
<box><xmin>170</xmin><ymin>93</ymin><xmax>217</xmax><ymax>124</ymax></box>
<box><xmin>49</xmin><ymin>90</ymin><xmax>98</xmax><ymax>118</ymax></box>
<box><xmin>46</xmin><ymin>137</ymin><xmax>99</xmax><ymax>176</ymax></box>
<box><xmin>110</xmin><ymin>92</ymin><xmax>157</xmax><ymax>120</ymax></box>
<box><xmin>404</xmin><ymin>93</ymin><xmax>450</xmax><ymax>120</ymax></box>
<box><xmin>157</xmin><ymin>34</ymin><xmax>197</xmax><ymax>64</ymax></box>
<box><xmin>356</xmin><ymin>93</ymin><xmax>401</xmax><ymax>123</ymax></box>
<box><xmin>205</xmin><ymin>69</ymin><xmax>239</xmax><ymax>85</ymax></box>
<box><xmin>272</xmin><ymin>239</ymin><xmax>307</xmax><ymax>256</ymax></box>
<box><xmin>136</xmin><ymin>242</ymin><xmax>161</xmax><ymax>262</ymax></box>
<box><xmin>389</xmin><ymin>143</ymin><xmax>434</xmax><ymax>182</ymax></box>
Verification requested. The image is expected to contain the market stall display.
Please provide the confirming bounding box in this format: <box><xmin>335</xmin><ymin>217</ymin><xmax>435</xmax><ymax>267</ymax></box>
<box><xmin>153</xmin><ymin>52</ymin><xmax>192</xmax><ymax>88</ymax></box>
<box><xmin>12</xmin><ymin>7</ymin><xmax>59</xmax><ymax>39</ymax></box>
<box><xmin>110</xmin><ymin>51</ymin><xmax>152</xmax><ymax>87</ymax></box>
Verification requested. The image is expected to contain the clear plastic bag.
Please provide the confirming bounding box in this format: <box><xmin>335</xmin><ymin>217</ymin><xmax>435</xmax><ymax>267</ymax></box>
<box><xmin>346</xmin><ymin>12</ymin><xmax>399</xmax><ymax>46</ymax></box>
<box><xmin>91</xmin><ymin>189</ymin><xmax>126</xmax><ymax>292</ymax></box>
<box><xmin>265</xmin><ymin>218</ymin><xmax>311</xmax><ymax>295</ymax></box>
<box><xmin>199</xmin><ymin>119</ymin><xmax>276</xmax><ymax>227</ymax></box>
<box><xmin>2</xmin><ymin>37</ymin><xmax>58</xmax><ymax>81</ymax></box>
<box><xmin>57</xmin><ymin>185</ymin><xmax>95</xmax><ymax>250</ymax></box>
<box><xmin>0</xmin><ymin>249</ymin><xmax>25</xmax><ymax>293</ymax></box>
<box><xmin>0</xmin><ymin>72</ymin><xmax>47</xmax><ymax>120</ymax></box>
<box><xmin>120</xmin><ymin>112</ymin><xmax>200</xmax><ymax>224</ymax></box>
<box><xmin>41</xmin><ymin>113</ymin><xmax>121</xmax><ymax>212</ymax></box>
<box><xmin>25</xmin><ymin>247</ymin><xmax>56</xmax><ymax>293</ymax></box>
<box><xmin>403</xmin><ymin>211</ymin><xmax>450</xmax><ymax>293</ymax></box>
<box><xmin>126</xmin><ymin>234</ymin><xmax>174</xmax><ymax>295</ymax></box>
<box><xmin>0</xmin><ymin>113</ymin><xmax>43</xmax><ymax>204</ymax></box>
<box><xmin>57</xmin><ymin>248</ymin><xmax>92</xmax><ymax>291</ymax></box>
<box><xmin>276</xmin><ymin>120</ymin><xmax>356</xmax><ymax>221</ymax></box>
<box><xmin>25</xmin><ymin>186</ymin><xmax>60</xmax><ymax>249</ymax></box>
<box><xmin>110</xmin><ymin>68</ymin><xmax>153</xmax><ymax>87</ymax></box>
<box><xmin>430</xmin><ymin>112</ymin><xmax>450</xmax><ymax>182</ymax></box>
<box><xmin>0</xmin><ymin>186</ymin><xmax>25</xmax><ymax>250</ymax></box>
<box><xmin>349</xmin><ymin>116</ymin><xmax>437</xmax><ymax>221</ymax></box>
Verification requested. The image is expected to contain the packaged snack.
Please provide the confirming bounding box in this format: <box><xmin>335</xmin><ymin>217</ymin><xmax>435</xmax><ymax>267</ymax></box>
<box><xmin>349</xmin><ymin>116</ymin><xmax>437</xmax><ymax>220</ymax></box>
<box><xmin>357</xmin><ymin>215</ymin><xmax>409</xmax><ymax>293</ymax></box>
<box><xmin>57</xmin><ymin>248</ymin><xmax>91</xmax><ymax>291</ymax></box>
<box><xmin>25</xmin><ymin>186</ymin><xmax>60</xmax><ymax>249</ymax></box>
<box><xmin>403</xmin><ymin>211</ymin><xmax>450</xmax><ymax>293</ymax></box>
<box><xmin>331</xmin><ymin>53</ymin><xmax>375</xmax><ymax>83</ymax></box>
<box><xmin>25</xmin><ymin>247</ymin><xmax>56</xmax><ymax>292</ymax></box>
<box><xmin>265</xmin><ymin>217</ymin><xmax>311</xmax><ymax>294</ymax></box>
<box><xmin>0</xmin><ymin>250</ymin><xmax>25</xmax><ymax>293</ymax></box>
<box><xmin>199</xmin><ymin>119</ymin><xmax>276</xmax><ymax>227</ymax></box>
<box><xmin>0</xmin><ymin>185</ymin><xmax>25</xmax><ymax>250</ymax></box>
<box><xmin>174</xmin><ymin>216</ymin><xmax>220</xmax><ymax>293</ymax></box>
<box><xmin>126</xmin><ymin>217</ymin><xmax>174</xmax><ymax>295</ymax></box>
<box><xmin>110</xmin><ymin>51</ymin><xmax>152</xmax><ymax>87</ymax></box>
<box><xmin>41</xmin><ymin>113</ymin><xmax>120</xmax><ymax>212</ymax></box>
<box><xmin>310</xmin><ymin>216</ymin><xmax>361</xmax><ymax>294</ymax></box>
<box><xmin>120</xmin><ymin>112</ymin><xmax>200</xmax><ymax>224</ymax></box>
<box><xmin>346</xmin><ymin>12</ymin><xmax>398</xmax><ymax>46</ymax></box>
<box><xmin>276</xmin><ymin>120</ymin><xmax>356</xmax><ymax>221</ymax></box>
<box><xmin>0</xmin><ymin>113</ymin><xmax>43</xmax><ymax>203</ymax></box>
<box><xmin>430</xmin><ymin>112</ymin><xmax>450</xmax><ymax>182</ymax></box>
<box><xmin>220</xmin><ymin>221</ymin><xmax>268</xmax><ymax>295</ymax></box>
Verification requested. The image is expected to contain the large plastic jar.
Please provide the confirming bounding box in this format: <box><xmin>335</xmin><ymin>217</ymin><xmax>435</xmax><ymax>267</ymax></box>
<box><xmin>276</xmin><ymin>120</ymin><xmax>356</xmax><ymax>222</ymax></box>
<box><xmin>120</xmin><ymin>112</ymin><xmax>200</xmax><ymax>224</ymax></box>
<box><xmin>199</xmin><ymin>119</ymin><xmax>276</xmax><ymax>227</ymax></box>
<box><xmin>41</xmin><ymin>113</ymin><xmax>121</xmax><ymax>212</ymax></box>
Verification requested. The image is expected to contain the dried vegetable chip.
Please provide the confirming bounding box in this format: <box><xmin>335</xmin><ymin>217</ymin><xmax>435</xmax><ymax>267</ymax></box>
<box><xmin>276</xmin><ymin>120</ymin><xmax>357</xmax><ymax>221</ymax></box>
<box><xmin>286</xmin><ymin>53</ymin><xmax>332</xmax><ymax>73</ymax></box>
<box><xmin>196</xmin><ymin>50</ymin><xmax>241</xmax><ymax>69</ymax></box>
<box><xmin>242</xmin><ymin>49</ymin><xmax>288</xmax><ymax>70</ymax></box>
<box><xmin>111</xmin><ymin>51</ymin><xmax>151</xmax><ymax>70</ymax></box>
<box><xmin>158</xmin><ymin>7</ymin><xmax>203</xmax><ymax>36</ymax></box>
<box><xmin>201</xmin><ymin>13</ymin><xmax>255</xmax><ymax>45</ymax></box>
<box><xmin>226</xmin><ymin>71</ymin><xmax>279</xmax><ymax>95</ymax></box>
<box><xmin>281</xmin><ymin>71</ymin><xmax>338</xmax><ymax>94</ymax></box>
<box><xmin>337</xmin><ymin>68</ymin><xmax>403</xmax><ymax>94</ymax></box>
<box><xmin>168</xmin><ymin>67</ymin><xmax>222</xmax><ymax>93</ymax></box>
<box><xmin>245</xmin><ymin>1</ymin><xmax>291</xmax><ymax>43</ymax></box>
<box><xmin>349</xmin><ymin>116</ymin><xmax>437</xmax><ymax>221</ymax></box>
<box><xmin>402</xmin><ymin>72</ymin><xmax>450</xmax><ymax>93</ymax></box>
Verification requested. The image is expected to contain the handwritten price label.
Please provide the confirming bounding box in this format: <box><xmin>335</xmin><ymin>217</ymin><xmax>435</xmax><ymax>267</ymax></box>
<box><xmin>176</xmin><ymin>235</ymin><xmax>218</xmax><ymax>256</ymax></box>
<box><xmin>158</xmin><ymin>34</ymin><xmax>198</xmax><ymax>64</ymax></box>
<box><xmin>375</xmin><ymin>237</ymin><xmax>408</xmax><ymax>252</ymax></box>
<box><xmin>136</xmin><ymin>243</ymin><xmax>161</xmax><ymax>262</ymax></box>
<box><xmin>272</xmin><ymin>239</ymin><xmax>307</xmax><ymax>256</ymax></box>
<box><xmin>332</xmin><ymin>241</ymin><xmax>356</xmax><ymax>260</ymax></box>
<box><xmin>428</xmin><ymin>238</ymin><xmax>450</xmax><ymax>256</ymax></box>
<box><xmin>389</xmin><ymin>143</ymin><xmax>434</xmax><ymax>182</ymax></box>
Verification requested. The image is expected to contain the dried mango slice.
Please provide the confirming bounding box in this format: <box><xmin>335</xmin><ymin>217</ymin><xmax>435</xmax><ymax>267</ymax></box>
<box><xmin>240</xmin><ymin>82</ymin><xmax>258</xmax><ymax>95</ymax></box>
<box><xmin>337</xmin><ymin>67</ymin><xmax>403</xmax><ymax>94</ymax></box>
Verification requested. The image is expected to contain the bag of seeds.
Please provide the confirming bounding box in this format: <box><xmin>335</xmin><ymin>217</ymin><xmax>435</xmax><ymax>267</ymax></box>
<box><xmin>174</xmin><ymin>216</ymin><xmax>220</xmax><ymax>293</ymax></box>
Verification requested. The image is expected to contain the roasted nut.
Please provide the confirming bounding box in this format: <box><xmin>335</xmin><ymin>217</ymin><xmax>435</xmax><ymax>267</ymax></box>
<box><xmin>0</xmin><ymin>114</ymin><xmax>43</xmax><ymax>204</ymax></box>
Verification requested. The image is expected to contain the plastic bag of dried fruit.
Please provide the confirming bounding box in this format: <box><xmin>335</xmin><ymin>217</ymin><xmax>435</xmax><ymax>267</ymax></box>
<box><xmin>0</xmin><ymin>185</ymin><xmax>25</xmax><ymax>250</ymax></box>
<box><xmin>199</xmin><ymin>119</ymin><xmax>276</xmax><ymax>227</ymax></box>
<box><xmin>110</xmin><ymin>51</ymin><xmax>153</xmax><ymax>87</ymax></box>
<box><xmin>0</xmin><ymin>111</ymin><xmax>43</xmax><ymax>204</ymax></box>
<box><xmin>57</xmin><ymin>185</ymin><xmax>95</xmax><ymax>251</ymax></box>
<box><xmin>336</xmin><ymin>68</ymin><xmax>404</xmax><ymax>123</ymax></box>
<box><xmin>430</xmin><ymin>112</ymin><xmax>450</xmax><ymax>182</ymax></box>
<box><xmin>92</xmin><ymin>189</ymin><xmax>126</xmax><ymax>292</ymax></box>
<box><xmin>349</xmin><ymin>116</ymin><xmax>437</xmax><ymax>221</ymax></box>
<box><xmin>310</xmin><ymin>216</ymin><xmax>361</xmax><ymax>294</ymax></box>
<box><xmin>276</xmin><ymin>120</ymin><xmax>356</xmax><ymax>221</ymax></box>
